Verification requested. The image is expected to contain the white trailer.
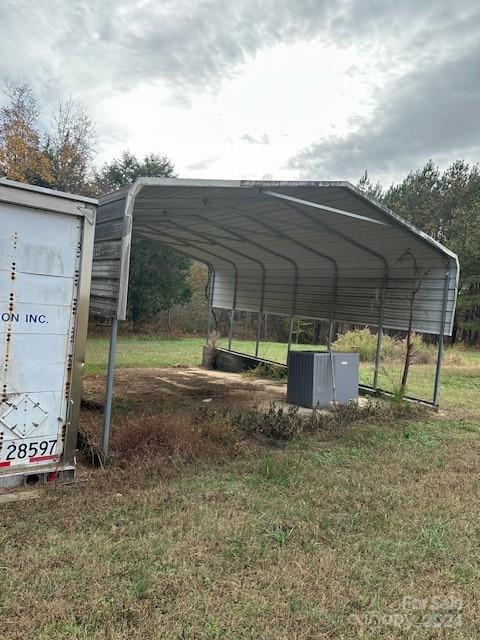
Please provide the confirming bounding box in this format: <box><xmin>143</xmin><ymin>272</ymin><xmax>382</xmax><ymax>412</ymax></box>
<box><xmin>0</xmin><ymin>179</ymin><xmax>96</xmax><ymax>486</ymax></box>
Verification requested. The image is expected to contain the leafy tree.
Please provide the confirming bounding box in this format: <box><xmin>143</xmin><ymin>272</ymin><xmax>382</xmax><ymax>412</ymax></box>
<box><xmin>97</xmin><ymin>153</ymin><xmax>192</xmax><ymax>330</ymax></box>
<box><xmin>167</xmin><ymin>262</ymin><xmax>210</xmax><ymax>334</ymax></box>
<box><xmin>384</xmin><ymin>160</ymin><xmax>443</xmax><ymax>239</ymax></box>
<box><xmin>0</xmin><ymin>83</ymin><xmax>96</xmax><ymax>195</ymax></box>
<box><xmin>455</xmin><ymin>275</ymin><xmax>480</xmax><ymax>342</ymax></box>
<box><xmin>0</xmin><ymin>83</ymin><xmax>51</xmax><ymax>185</ymax></box>
<box><xmin>381</xmin><ymin>161</ymin><xmax>480</xmax><ymax>270</ymax></box>
<box><xmin>44</xmin><ymin>98</ymin><xmax>96</xmax><ymax>195</ymax></box>
<box><xmin>127</xmin><ymin>238</ymin><xmax>192</xmax><ymax>330</ymax></box>
<box><xmin>95</xmin><ymin>151</ymin><xmax>175</xmax><ymax>194</ymax></box>
<box><xmin>357</xmin><ymin>170</ymin><xmax>384</xmax><ymax>203</ymax></box>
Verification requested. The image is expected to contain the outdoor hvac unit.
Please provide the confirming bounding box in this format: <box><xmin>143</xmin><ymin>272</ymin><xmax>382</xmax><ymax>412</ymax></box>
<box><xmin>0</xmin><ymin>179</ymin><xmax>96</xmax><ymax>487</ymax></box>
<box><xmin>287</xmin><ymin>351</ymin><xmax>359</xmax><ymax>409</ymax></box>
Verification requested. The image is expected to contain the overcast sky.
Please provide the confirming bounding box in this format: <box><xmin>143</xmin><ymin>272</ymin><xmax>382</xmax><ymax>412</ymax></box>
<box><xmin>1</xmin><ymin>0</ymin><xmax>479</xmax><ymax>185</ymax></box>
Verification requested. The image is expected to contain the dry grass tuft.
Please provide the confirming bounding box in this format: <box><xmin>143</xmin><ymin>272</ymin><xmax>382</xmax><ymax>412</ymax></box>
<box><xmin>80</xmin><ymin>403</ymin><xmax>241</xmax><ymax>469</ymax></box>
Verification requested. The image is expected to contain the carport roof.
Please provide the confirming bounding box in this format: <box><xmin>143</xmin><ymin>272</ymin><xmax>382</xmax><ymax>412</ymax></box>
<box><xmin>91</xmin><ymin>178</ymin><xmax>459</xmax><ymax>336</ymax></box>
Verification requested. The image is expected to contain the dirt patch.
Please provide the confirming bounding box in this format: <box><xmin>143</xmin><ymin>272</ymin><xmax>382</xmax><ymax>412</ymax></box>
<box><xmin>83</xmin><ymin>366</ymin><xmax>287</xmax><ymax>411</ymax></box>
<box><xmin>80</xmin><ymin>367</ymin><xmax>289</xmax><ymax>466</ymax></box>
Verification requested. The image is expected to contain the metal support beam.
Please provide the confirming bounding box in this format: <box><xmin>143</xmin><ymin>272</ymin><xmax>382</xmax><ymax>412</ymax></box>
<box><xmin>262</xmin><ymin>192</ymin><xmax>389</xmax><ymax>292</ymax></box>
<box><xmin>158</xmin><ymin>212</ymin><xmax>340</xmax><ymax>364</ymax></box>
<box><xmin>200</xmin><ymin>211</ymin><xmax>302</xmax><ymax>361</ymax></box>
<box><xmin>208</xmin><ymin>207</ymin><xmax>300</xmax><ymax>318</ymax></box>
<box><xmin>207</xmin><ymin>207</ymin><xmax>312</xmax><ymax>360</ymax></box>
<box><xmin>255</xmin><ymin>311</ymin><xmax>262</xmax><ymax>357</ymax></box>
<box><xmin>228</xmin><ymin>263</ymin><xmax>239</xmax><ymax>350</ymax></box>
<box><xmin>433</xmin><ymin>270</ymin><xmax>450</xmax><ymax>406</ymax></box>
<box><xmin>373</xmin><ymin>269</ymin><xmax>389</xmax><ymax>389</ymax></box>
<box><xmin>262</xmin><ymin>190</ymin><xmax>391</xmax><ymax>226</ymax></box>
<box><xmin>184</xmin><ymin>215</ymin><xmax>266</xmax><ymax>357</ymax></box>
<box><xmin>217</xmin><ymin>213</ymin><xmax>300</xmax><ymax>356</ymax></box>
<box><xmin>206</xmin><ymin>267</ymin><xmax>215</xmax><ymax>342</ymax></box>
<box><xmin>287</xmin><ymin>316</ymin><xmax>295</xmax><ymax>359</ymax></box>
<box><xmin>328</xmin><ymin>266</ymin><xmax>338</xmax><ymax>349</ymax></box>
<box><xmin>228</xmin><ymin>309</ymin><xmax>235</xmax><ymax>350</ymax></box>
<box><xmin>102</xmin><ymin>317</ymin><xmax>118</xmax><ymax>460</ymax></box>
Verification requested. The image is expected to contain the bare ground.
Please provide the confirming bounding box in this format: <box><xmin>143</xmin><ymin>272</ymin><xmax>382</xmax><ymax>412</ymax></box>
<box><xmin>83</xmin><ymin>366</ymin><xmax>288</xmax><ymax>411</ymax></box>
<box><xmin>79</xmin><ymin>367</ymin><xmax>296</xmax><ymax>466</ymax></box>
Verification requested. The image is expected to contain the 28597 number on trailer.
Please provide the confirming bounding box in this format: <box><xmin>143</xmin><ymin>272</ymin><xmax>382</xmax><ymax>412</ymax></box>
<box><xmin>1</xmin><ymin>437</ymin><xmax>59</xmax><ymax>468</ymax></box>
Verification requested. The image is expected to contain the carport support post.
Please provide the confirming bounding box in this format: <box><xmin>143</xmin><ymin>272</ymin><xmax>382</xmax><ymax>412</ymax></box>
<box><xmin>255</xmin><ymin>268</ymin><xmax>266</xmax><ymax>358</ymax></box>
<box><xmin>102</xmin><ymin>317</ymin><xmax>118</xmax><ymax>460</ymax></box>
<box><xmin>433</xmin><ymin>271</ymin><xmax>450</xmax><ymax>407</ymax></box>
<box><xmin>228</xmin><ymin>270</ymin><xmax>238</xmax><ymax>351</ymax></box>
<box><xmin>327</xmin><ymin>319</ymin><xmax>335</xmax><ymax>349</ymax></box>
<box><xmin>255</xmin><ymin>312</ymin><xmax>262</xmax><ymax>358</ymax></box>
<box><xmin>373</xmin><ymin>272</ymin><xmax>388</xmax><ymax>390</ymax></box>
<box><xmin>328</xmin><ymin>266</ymin><xmax>338</xmax><ymax>350</ymax></box>
<box><xmin>228</xmin><ymin>308</ymin><xmax>234</xmax><ymax>350</ymax></box>
<box><xmin>206</xmin><ymin>267</ymin><xmax>215</xmax><ymax>344</ymax></box>
<box><xmin>287</xmin><ymin>316</ymin><xmax>294</xmax><ymax>355</ymax></box>
<box><xmin>373</xmin><ymin>327</ymin><xmax>383</xmax><ymax>390</ymax></box>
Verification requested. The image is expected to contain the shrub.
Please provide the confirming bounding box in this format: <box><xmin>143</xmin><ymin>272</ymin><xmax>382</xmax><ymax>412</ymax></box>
<box><xmin>333</xmin><ymin>328</ymin><xmax>401</xmax><ymax>361</ymax></box>
<box><xmin>443</xmin><ymin>349</ymin><xmax>465</xmax><ymax>365</ymax></box>
<box><xmin>228</xmin><ymin>403</ymin><xmax>304</xmax><ymax>439</ymax></box>
<box><xmin>333</xmin><ymin>328</ymin><xmax>464</xmax><ymax>365</ymax></box>
<box><xmin>227</xmin><ymin>398</ymin><xmax>426</xmax><ymax>440</ymax></box>
<box><xmin>245</xmin><ymin>362</ymin><xmax>287</xmax><ymax>381</ymax></box>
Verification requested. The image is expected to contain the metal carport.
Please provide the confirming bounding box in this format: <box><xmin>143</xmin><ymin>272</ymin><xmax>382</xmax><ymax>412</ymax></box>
<box><xmin>90</xmin><ymin>179</ymin><xmax>459</xmax><ymax>455</ymax></box>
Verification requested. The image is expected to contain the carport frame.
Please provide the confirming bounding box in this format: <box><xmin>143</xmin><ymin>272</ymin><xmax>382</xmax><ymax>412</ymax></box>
<box><xmin>92</xmin><ymin>179</ymin><xmax>459</xmax><ymax>459</ymax></box>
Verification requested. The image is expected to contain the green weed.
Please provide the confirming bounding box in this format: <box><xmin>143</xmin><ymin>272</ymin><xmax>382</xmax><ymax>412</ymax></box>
<box><xmin>417</xmin><ymin>519</ymin><xmax>451</xmax><ymax>558</ymax></box>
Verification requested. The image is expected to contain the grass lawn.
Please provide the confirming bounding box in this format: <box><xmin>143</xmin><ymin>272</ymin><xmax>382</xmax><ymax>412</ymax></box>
<box><xmin>1</xmin><ymin>336</ymin><xmax>479</xmax><ymax>639</ymax></box>
<box><xmin>85</xmin><ymin>336</ymin><xmax>304</xmax><ymax>374</ymax></box>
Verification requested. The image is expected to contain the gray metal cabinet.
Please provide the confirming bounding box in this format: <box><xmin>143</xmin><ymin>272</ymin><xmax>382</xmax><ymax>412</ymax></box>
<box><xmin>287</xmin><ymin>351</ymin><xmax>359</xmax><ymax>408</ymax></box>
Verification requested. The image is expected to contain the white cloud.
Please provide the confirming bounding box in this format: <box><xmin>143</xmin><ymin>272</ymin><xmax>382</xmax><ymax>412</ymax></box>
<box><xmin>0</xmin><ymin>0</ymin><xmax>479</xmax><ymax>185</ymax></box>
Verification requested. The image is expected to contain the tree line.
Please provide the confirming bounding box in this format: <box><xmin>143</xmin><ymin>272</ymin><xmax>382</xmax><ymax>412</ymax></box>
<box><xmin>1</xmin><ymin>83</ymin><xmax>479</xmax><ymax>342</ymax></box>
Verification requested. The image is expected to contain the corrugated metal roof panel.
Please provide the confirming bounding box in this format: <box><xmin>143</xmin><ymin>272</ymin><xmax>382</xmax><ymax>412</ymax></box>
<box><xmin>91</xmin><ymin>178</ymin><xmax>459</xmax><ymax>335</ymax></box>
